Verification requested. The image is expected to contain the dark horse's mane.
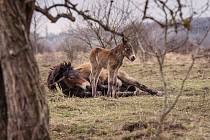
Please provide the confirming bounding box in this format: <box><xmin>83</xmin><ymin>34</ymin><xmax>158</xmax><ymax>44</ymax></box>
<box><xmin>47</xmin><ymin>62</ymin><xmax>73</xmax><ymax>91</ymax></box>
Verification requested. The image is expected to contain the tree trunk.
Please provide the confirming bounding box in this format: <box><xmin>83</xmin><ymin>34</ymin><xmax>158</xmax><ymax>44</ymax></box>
<box><xmin>0</xmin><ymin>64</ymin><xmax>7</xmax><ymax>139</ymax></box>
<box><xmin>0</xmin><ymin>1</ymin><xmax>50</xmax><ymax>139</ymax></box>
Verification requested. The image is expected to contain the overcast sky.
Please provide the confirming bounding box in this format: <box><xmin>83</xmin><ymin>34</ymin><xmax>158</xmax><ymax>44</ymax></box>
<box><xmin>34</xmin><ymin>0</ymin><xmax>210</xmax><ymax>36</ymax></box>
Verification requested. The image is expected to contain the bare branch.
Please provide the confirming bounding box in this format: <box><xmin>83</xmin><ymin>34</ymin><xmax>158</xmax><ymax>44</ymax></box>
<box><xmin>67</xmin><ymin>1</ymin><xmax>124</xmax><ymax>37</ymax></box>
<box><xmin>35</xmin><ymin>4</ymin><xmax>75</xmax><ymax>23</ymax></box>
<box><xmin>35</xmin><ymin>0</ymin><xmax>126</xmax><ymax>39</ymax></box>
<box><xmin>106</xmin><ymin>0</ymin><xmax>114</xmax><ymax>26</ymax></box>
<box><xmin>160</xmin><ymin>55</ymin><xmax>195</xmax><ymax>123</ymax></box>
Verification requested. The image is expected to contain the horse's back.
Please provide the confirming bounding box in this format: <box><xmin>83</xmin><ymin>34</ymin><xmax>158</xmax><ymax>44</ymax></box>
<box><xmin>90</xmin><ymin>47</ymin><xmax>108</xmax><ymax>54</ymax></box>
<box><xmin>76</xmin><ymin>63</ymin><xmax>91</xmax><ymax>79</ymax></box>
<box><xmin>90</xmin><ymin>48</ymin><xmax>109</xmax><ymax>68</ymax></box>
<box><xmin>75</xmin><ymin>63</ymin><xmax>135</xmax><ymax>86</ymax></box>
<box><xmin>76</xmin><ymin>63</ymin><xmax>107</xmax><ymax>82</ymax></box>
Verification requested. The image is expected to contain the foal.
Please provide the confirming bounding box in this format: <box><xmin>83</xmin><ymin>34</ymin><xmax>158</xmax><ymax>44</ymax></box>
<box><xmin>90</xmin><ymin>38</ymin><xmax>136</xmax><ymax>97</ymax></box>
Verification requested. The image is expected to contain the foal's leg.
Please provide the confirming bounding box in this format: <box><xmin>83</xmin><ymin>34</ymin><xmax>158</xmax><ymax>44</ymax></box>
<box><xmin>112</xmin><ymin>69</ymin><xmax>119</xmax><ymax>98</ymax></box>
<box><xmin>91</xmin><ymin>66</ymin><xmax>98</xmax><ymax>97</ymax></box>
<box><xmin>94</xmin><ymin>67</ymin><xmax>102</xmax><ymax>96</ymax></box>
<box><xmin>91</xmin><ymin>65</ymin><xmax>102</xmax><ymax>97</ymax></box>
<box><xmin>107</xmin><ymin>69</ymin><xmax>115</xmax><ymax>97</ymax></box>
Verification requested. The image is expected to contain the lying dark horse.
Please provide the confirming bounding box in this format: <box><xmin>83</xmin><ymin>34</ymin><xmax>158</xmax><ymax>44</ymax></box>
<box><xmin>47</xmin><ymin>62</ymin><xmax>162</xmax><ymax>97</ymax></box>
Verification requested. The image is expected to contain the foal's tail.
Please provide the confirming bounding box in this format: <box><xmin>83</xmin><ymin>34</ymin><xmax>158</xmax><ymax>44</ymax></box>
<box><xmin>117</xmin><ymin>71</ymin><xmax>162</xmax><ymax>96</ymax></box>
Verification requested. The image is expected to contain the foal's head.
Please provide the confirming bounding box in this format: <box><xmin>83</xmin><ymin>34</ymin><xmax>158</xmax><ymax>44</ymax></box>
<box><xmin>122</xmin><ymin>37</ymin><xmax>136</xmax><ymax>61</ymax></box>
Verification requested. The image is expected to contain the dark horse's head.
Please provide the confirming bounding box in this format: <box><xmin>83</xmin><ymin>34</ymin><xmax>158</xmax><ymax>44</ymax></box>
<box><xmin>47</xmin><ymin>62</ymin><xmax>90</xmax><ymax>93</ymax></box>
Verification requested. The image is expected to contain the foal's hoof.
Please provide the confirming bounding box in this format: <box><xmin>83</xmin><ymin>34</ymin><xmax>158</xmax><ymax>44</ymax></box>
<box><xmin>92</xmin><ymin>91</ymin><xmax>102</xmax><ymax>98</ymax></box>
<box><xmin>97</xmin><ymin>91</ymin><xmax>102</xmax><ymax>96</ymax></box>
<box><xmin>113</xmin><ymin>94</ymin><xmax>118</xmax><ymax>98</ymax></box>
<box><xmin>93</xmin><ymin>94</ymin><xmax>99</xmax><ymax>98</ymax></box>
<box><xmin>92</xmin><ymin>93</ymin><xmax>97</xmax><ymax>97</ymax></box>
<box><xmin>107</xmin><ymin>94</ymin><xmax>112</xmax><ymax>97</ymax></box>
<box><xmin>106</xmin><ymin>91</ymin><xmax>111</xmax><ymax>97</ymax></box>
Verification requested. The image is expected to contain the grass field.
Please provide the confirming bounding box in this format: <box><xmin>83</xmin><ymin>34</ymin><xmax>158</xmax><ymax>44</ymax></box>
<box><xmin>37</xmin><ymin>52</ymin><xmax>210</xmax><ymax>140</ymax></box>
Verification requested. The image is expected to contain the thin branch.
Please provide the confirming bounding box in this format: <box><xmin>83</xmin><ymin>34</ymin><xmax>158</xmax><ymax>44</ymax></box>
<box><xmin>106</xmin><ymin>0</ymin><xmax>114</xmax><ymax>26</ymax></box>
<box><xmin>35</xmin><ymin>0</ymin><xmax>125</xmax><ymax>38</ymax></box>
<box><xmin>159</xmin><ymin>55</ymin><xmax>195</xmax><ymax>123</ymax></box>
<box><xmin>67</xmin><ymin>1</ymin><xmax>124</xmax><ymax>37</ymax></box>
<box><xmin>35</xmin><ymin>5</ymin><xmax>75</xmax><ymax>22</ymax></box>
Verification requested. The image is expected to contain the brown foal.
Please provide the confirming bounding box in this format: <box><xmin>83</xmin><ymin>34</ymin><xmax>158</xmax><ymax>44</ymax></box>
<box><xmin>89</xmin><ymin>38</ymin><xmax>136</xmax><ymax>97</ymax></box>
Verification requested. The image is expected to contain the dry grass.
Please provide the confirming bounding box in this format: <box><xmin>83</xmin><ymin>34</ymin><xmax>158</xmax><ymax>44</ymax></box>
<box><xmin>37</xmin><ymin>52</ymin><xmax>210</xmax><ymax>140</ymax></box>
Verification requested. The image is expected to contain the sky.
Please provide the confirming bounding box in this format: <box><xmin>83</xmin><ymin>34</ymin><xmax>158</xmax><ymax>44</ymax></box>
<box><xmin>34</xmin><ymin>0</ymin><xmax>210</xmax><ymax>36</ymax></box>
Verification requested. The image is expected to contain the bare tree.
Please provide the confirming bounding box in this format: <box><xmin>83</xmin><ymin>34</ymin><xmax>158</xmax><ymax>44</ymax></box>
<box><xmin>31</xmin><ymin>13</ymin><xmax>46</xmax><ymax>54</ymax></box>
<box><xmin>136</xmin><ymin>0</ymin><xmax>210</xmax><ymax>137</ymax></box>
<box><xmin>0</xmin><ymin>0</ymin><xmax>49</xmax><ymax>139</ymax></box>
<box><xmin>66</xmin><ymin>0</ymin><xmax>135</xmax><ymax>48</ymax></box>
<box><xmin>68</xmin><ymin>26</ymin><xmax>95</xmax><ymax>49</ymax></box>
<box><xmin>61</xmin><ymin>38</ymin><xmax>79</xmax><ymax>63</ymax></box>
